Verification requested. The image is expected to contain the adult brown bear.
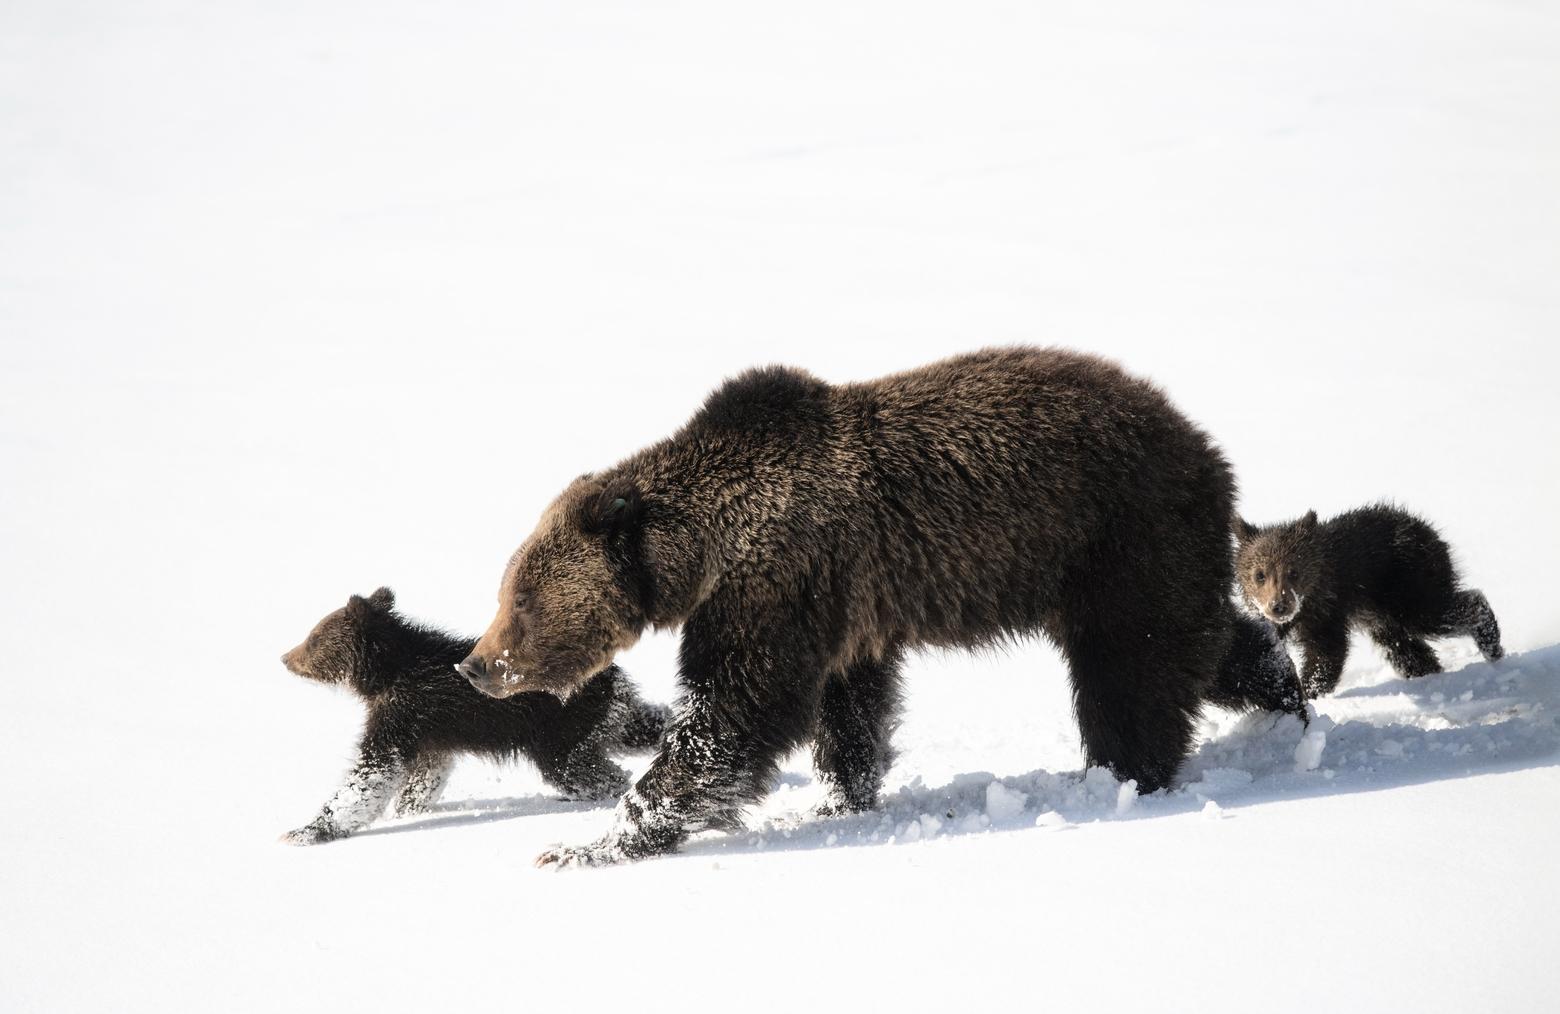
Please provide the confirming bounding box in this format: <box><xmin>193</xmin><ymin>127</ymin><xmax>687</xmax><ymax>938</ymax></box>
<box><xmin>458</xmin><ymin>347</ymin><xmax>1289</xmax><ymax>865</ymax></box>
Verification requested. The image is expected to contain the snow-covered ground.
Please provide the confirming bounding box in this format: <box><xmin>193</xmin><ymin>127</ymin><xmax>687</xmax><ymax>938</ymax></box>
<box><xmin>3</xmin><ymin>1</ymin><xmax>1558</xmax><ymax>1011</ymax></box>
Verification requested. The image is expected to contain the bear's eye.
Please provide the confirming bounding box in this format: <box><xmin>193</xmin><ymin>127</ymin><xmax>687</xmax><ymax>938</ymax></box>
<box><xmin>1254</xmin><ymin>570</ymin><xmax>1266</xmax><ymax>584</ymax></box>
<box><xmin>1288</xmin><ymin>568</ymin><xmax>1298</xmax><ymax>581</ymax></box>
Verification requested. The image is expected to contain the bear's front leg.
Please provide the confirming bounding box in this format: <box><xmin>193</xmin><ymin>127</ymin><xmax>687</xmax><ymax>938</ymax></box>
<box><xmin>280</xmin><ymin>746</ymin><xmax>407</xmax><ymax>845</ymax></box>
<box><xmin>1297</xmin><ymin>624</ymin><xmax>1350</xmax><ymax>698</ymax></box>
<box><xmin>388</xmin><ymin>753</ymin><xmax>454</xmax><ymax>819</ymax></box>
<box><xmin>535</xmin><ymin>694</ymin><xmax>748</xmax><ymax>868</ymax></box>
<box><xmin>537</xmin><ymin>615</ymin><xmax>819</xmax><ymax>868</ymax></box>
<box><xmin>534</xmin><ymin>783</ymin><xmax>696</xmax><ymax>868</ymax></box>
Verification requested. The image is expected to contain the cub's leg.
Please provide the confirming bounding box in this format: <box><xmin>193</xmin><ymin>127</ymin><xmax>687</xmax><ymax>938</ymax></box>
<box><xmin>812</xmin><ymin>653</ymin><xmax>904</xmax><ymax>815</ymax></box>
<box><xmin>613</xmin><ymin>688</ymin><xmax>673</xmax><ymax>753</ymax></box>
<box><xmin>1366</xmin><ymin>618</ymin><xmax>1441</xmax><ymax>679</ymax></box>
<box><xmin>538</xmin><ymin>735</ymin><xmax>633</xmax><ymax>802</ymax></box>
<box><xmin>281</xmin><ymin>745</ymin><xmax>407</xmax><ymax>845</ymax></box>
<box><xmin>1296</xmin><ymin>624</ymin><xmax>1350</xmax><ymax>697</ymax></box>
<box><xmin>1448</xmin><ymin>589</ymin><xmax>1505</xmax><ymax>662</ymax></box>
<box><xmin>389</xmin><ymin>754</ymin><xmax>454</xmax><ymax>818</ymax></box>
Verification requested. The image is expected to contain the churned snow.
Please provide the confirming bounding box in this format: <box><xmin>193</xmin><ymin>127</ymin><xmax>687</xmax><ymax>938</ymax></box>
<box><xmin>985</xmin><ymin>780</ymin><xmax>1030</xmax><ymax>823</ymax></box>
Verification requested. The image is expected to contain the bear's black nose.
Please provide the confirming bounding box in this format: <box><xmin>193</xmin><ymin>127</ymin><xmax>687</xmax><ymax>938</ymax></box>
<box><xmin>455</xmin><ymin>656</ymin><xmax>487</xmax><ymax>685</ymax></box>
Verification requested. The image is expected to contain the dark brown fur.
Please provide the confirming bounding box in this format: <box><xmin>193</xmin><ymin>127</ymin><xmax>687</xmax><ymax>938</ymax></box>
<box><xmin>278</xmin><ymin>588</ymin><xmax>667</xmax><ymax>845</ymax></box>
<box><xmin>460</xmin><ymin>347</ymin><xmax>1272</xmax><ymax>864</ymax></box>
<box><xmin>1235</xmin><ymin>505</ymin><xmax>1504</xmax><ymax>697</ymax></box>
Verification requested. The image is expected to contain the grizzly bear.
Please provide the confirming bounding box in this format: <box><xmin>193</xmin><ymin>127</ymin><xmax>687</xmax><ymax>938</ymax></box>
<box><xmin>278</xmin><ymin>587</ymin><xmax>668</xmax><ymax>845</ymax></box>
<box><xmin>456</xmin><ymin>347</ymin><xmax>1286</xmax><ymax>866</ymax></box>
<box><xmin>1235</xmin><ymin>505</ymin><xmax>1504</xmax><ymax>697</ymax></box>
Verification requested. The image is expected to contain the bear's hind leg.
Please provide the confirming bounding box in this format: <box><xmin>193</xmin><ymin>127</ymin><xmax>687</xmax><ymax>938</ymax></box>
<box><xmin>1065</xmin><ymin>627</ymin><xmax>1208</xmax><ymax>795</ymax></box>
<box><xmin>1366</xmin><ymin>618</ymin><xmax>1441</xmax><ymax>679</ymax></box>
<box><xmin>812</xmin><ymin>652</ymin><xmax>904</xmax><ymax>815</ymax></box>
<box><xmin>1057</xmin><ymin>513</ymin><xmax>1230</xmax><ymax>793</ymax></box>
<box><xmin>1449</xmin><ymin>589</ymin><xmax>1505</xmax><ymax>662</ymax></box>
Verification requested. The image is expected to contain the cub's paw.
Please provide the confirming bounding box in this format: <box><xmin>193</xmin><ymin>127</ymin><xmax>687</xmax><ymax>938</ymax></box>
<box><xmin>278</xmin><ymin>821</ymin><xmax>346</xmax><ymax>846</ymax></box>
<box><xmin>808</xmin><ymin>789</ymin><xmax>878</xmax><ymax>821</ymax></box>
<box><xmin>552</xmin><ymin>760</ymin><xmax>632</xmax><ymax>803</ymax></box>
<box><xmin>554</xmin><ymin>775</ymin><xmax>632</xmax><ymax>804</ymax></box>
<box><xmin>535</xmin><ymin>840</ymin><xmax>625</xmax><ymax>870</ymax></box>
<box><xmin>1300</xmin><ymin>674</ymin><xmax>1339</xmax><ymax>701</ymax></box>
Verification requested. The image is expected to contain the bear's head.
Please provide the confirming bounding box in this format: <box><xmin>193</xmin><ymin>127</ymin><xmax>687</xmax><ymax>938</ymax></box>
<box><xmin>457</xmin><ymin>474</ymin><xmax>662</xmax><ymax>700</ymax></box>
<box><xmin>1234</xmin><ymin>511</ymin><xmax>1319</xmax><ymax>624</ymax></box>
<box><xmin>281</xmin><ymin>587</ymin><xmax>398</xmax><ymax>693</ymax></box>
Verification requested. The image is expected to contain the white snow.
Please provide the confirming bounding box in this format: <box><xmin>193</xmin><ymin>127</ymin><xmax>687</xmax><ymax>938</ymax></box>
<box><xmin>1115</xmin><ymin>781</ymin><xmax>1139</xmax><ymax>817</ymax></box>
<box><xmin>3</xmin><ymin>1</ymin><xmax>1559</xmax><ymax>1012</ymax></box>
<box><xmin>985</xmin><ymin>780</ymin><xmax>1030</xmax><ymax>823</ymax></box>
<box><xmin>1294</xmin><ymin>723</ymin><xmax>1329</xmax><ymax>773</ymax></box>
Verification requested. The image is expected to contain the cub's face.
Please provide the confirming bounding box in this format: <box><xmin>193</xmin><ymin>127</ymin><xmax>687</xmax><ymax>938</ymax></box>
<box><xmin>1235</xmin><ymin>511</ymin><xmax>1318</xmax><ymax>624</ymax></box>
<box><xmin>281</xmin><ymin>587</ymin><xmax>395</xmax><ymax>686</ymax></box>
<box><xmin>458</xmin><ymin>476</ymin><xmax>648</xmax><ymax>701</ymax></box>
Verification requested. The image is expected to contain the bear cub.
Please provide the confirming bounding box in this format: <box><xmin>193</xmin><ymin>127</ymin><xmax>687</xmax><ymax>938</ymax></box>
<box><xmin>279</xmin><ymin>587</ymin><xmax>668</xmax><ymax>845</ymax></box>
<box><xmin>1235</xmin><ymin>504</ymin><xmax>1503</xmax><ymax>697</ymax></box>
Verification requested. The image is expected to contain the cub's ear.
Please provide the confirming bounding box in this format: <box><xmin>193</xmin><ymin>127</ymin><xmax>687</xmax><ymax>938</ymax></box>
<box><xmin>585</xmin><ymin>478</ymin><xmax>644</xmax><ymax>537</ymax></box>
<box><xmin>367</xmin><ymin>586</ymin><xmax>395</xmax><ymax>610</ymax></box>
<box><xmin>347</xmin><ymin>594</ymin><xmax>370</xmax><ymax>619</ymax></box>
<box><xmin>1297</xmin><ymin>509</ymin><xmax>1318</xmax><ymax>533</ymax></box>
<box><xmin>1234</xmin><ymin>517</ymin><xmax>1259</xmax><ymax>543</ymax></box>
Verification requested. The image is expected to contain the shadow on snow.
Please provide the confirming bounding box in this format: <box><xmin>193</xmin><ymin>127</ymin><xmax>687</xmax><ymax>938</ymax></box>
<box><xmin>365</xmin><ymin>643</ymin><xmax>1559</xmax><ymax>858</ymax></box>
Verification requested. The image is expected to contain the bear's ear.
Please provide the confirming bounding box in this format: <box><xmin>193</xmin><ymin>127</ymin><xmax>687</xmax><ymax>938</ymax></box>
<box><xmin>1297</xmin><ymin>509</ymin><xmax>1318</xmax><ymax>534</ymax></box>
<box><xmin>584</xmin><ymin>478</ymin><xmax>644</xmax><ymax>538</ymax></box>
<box><xmin>346</xmin><ymin>594</ymin><xmax>370</xmax><ymax>620</ymax></box>
<box><xmin>1234</xmin><ymin>517</ymin><xmax>1259</xmax><ymax>544</ymax></box>
<box><xmin>367</xmin><ymin>586</ymin><xmax>395</xmax><ymax>611</ymax></box>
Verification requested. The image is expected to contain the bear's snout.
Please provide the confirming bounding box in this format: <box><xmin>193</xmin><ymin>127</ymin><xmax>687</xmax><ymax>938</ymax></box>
<box><xmin>1266</xmin><ymin>590</ymin><xmax>1300</xmax><ymax>622</ymax></box>
<box><xmin>455</xmin><ymin>655</ymin><xmax>486</xmax><ymax>684</ymax></box>
<box><xmin>457</xmin><ymin>654</ymin><xmax>517</xmax><ymax>698</ymax></box>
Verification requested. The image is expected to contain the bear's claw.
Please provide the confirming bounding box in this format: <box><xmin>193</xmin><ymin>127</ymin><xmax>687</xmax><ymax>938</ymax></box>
<box><xmin>279</xmin><ymin>820</ymin><xmax>345</xmax><ymax>846</ymax></box>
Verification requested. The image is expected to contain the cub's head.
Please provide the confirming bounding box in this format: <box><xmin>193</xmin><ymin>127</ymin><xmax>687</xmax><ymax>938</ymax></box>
<box><xmin>281</xmin><ymin>587</ymin><xmax>397</xmax><ymax>692</ymax></box>
<box><xmin>457</xmin><ymin>475</ymin><xmax>653</xmax><ymax>700</ymax></box>
<box><xmin>1234</xmin><ymin>511</ymin><xmax>1319</xmax><ymax>624</ymax></box>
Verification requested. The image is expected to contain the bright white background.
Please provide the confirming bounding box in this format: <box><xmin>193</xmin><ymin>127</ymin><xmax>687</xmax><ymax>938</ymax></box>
<box><xmin>2</xmin><ymin>2</ymin><xmax>1558</xmax><ymax>1011</ymax></box>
